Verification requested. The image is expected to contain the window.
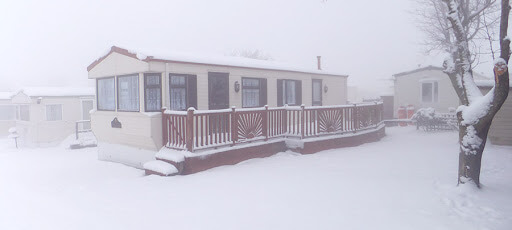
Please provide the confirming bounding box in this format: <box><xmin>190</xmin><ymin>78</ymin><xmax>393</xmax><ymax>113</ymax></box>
<box><xmin>421</xmin><ymin>81</ymin><xmax>439</xmax><ymax>103</ymax></box>
<box><xmin>117</xmin><ymin>74</ymin><xmax>139</xmax><ymax>111</ymax></box>
<box><xmin>0</xmin><ymin>105</ymin><xmax>17</xmax><ymax>121</ymax></box>
<box><xmin>242</xmin><ymin>78</ymin><xmax>267</xmax><ymax>108</ymax></box>
<box><xmin>97</xmin><ymin>77</ymin><xmax>115</xmax><ymax>111</ymax></box>
<box><xmin>144</xmin><ymin>74</ymin><xmax>162</xmax><ymax>112</ymax></box>
<box><xmin>46</xmin><ymin>104</ymin><xmax>63</xmax><ymax>121</ymax></box>
<box><xmin>18</xmin><ymin>105</ymin><xmax>30</xmax><ymax>121</ymax></box>
<box><xmin>277</xmin><ymin>79</ymin><xmax>302</xmax><ymax>106</ymax></box>
<box><xmin>169</xmin><ymin>74</ymin><xmax>197</xmax><ymax>111</ymax></box>
<box><xmin>312</xmin><ymin>79</ymin><xmax>322</xmax><ymax>106</ymax></box>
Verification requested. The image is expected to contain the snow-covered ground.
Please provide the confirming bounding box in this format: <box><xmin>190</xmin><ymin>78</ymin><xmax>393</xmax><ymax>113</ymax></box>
<box><xmin>0</xmin><ymin>127</ymin><xmax>511</xmax><ymax>230</ymax></box>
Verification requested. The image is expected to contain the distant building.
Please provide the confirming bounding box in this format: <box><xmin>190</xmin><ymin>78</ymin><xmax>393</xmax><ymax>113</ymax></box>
<box><xmin>0</xmin><ymin>92</ymin><xmax>16</xmax><ymax>136</ymax></box>
<box><xmin>1</xmin><ymin>87</ymin><xmax>94</xmax><ymax>145</ymax></box>
<box><xmin>392</xmin><ymin>66</ymin><xmax>488</xmax><ymax>118</ymax></box>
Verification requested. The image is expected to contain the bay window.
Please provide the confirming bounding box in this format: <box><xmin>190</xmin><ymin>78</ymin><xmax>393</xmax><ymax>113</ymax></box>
<box><xmin>97</xmin><ymin>77</ymin><xmax>115</xmax><ymax>111</ymax></box>
<box><xmin>117</xmin><ymin>74</ymin><xmax>139</xmax><ymax>111</ymax></box>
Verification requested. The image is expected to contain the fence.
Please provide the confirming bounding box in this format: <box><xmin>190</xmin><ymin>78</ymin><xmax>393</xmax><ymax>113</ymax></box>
<box><xmin>162</xmin><ymin>103</ymin><xmax>383</xmax><ymax>152</ymax></box>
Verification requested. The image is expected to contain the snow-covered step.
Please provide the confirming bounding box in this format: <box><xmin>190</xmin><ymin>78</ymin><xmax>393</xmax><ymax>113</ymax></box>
<box><xmin>143</xmin><ymin>160</ymin><xmax>179</xmax><ymax>176</ymax></box>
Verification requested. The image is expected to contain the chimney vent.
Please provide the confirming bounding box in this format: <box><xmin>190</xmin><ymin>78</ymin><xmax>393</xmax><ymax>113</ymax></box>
<box><xmin>317</xmin><ymin>56</ymin><xmax>322</xmax><ymax>70</ymax></box>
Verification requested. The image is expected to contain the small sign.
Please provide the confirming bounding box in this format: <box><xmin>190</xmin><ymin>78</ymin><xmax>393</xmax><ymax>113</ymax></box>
<box><xmin>111</xmin><ymin>117</ymin><xmax>122</xmax><ymax>128</ymax></box>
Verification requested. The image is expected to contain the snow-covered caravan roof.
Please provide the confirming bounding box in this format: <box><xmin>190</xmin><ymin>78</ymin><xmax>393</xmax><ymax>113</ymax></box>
<box><xmin>17</xmin><ymin>87</ymin><xmax>95</xmax><ymax>97</ymax></box>
<box><xmin>87</xmin><ymin>46</ymin><xmax>348</xmax><ymax>77</ymax></box>
<box><xmin>0</xmin><ymin>92</ymin><xmax>14</xmax><ymax>100</ymax></box>
<box><xmin>393</xmin><ymin>65</ymin><xmax>489</xmax><ymax>80</ymax></box>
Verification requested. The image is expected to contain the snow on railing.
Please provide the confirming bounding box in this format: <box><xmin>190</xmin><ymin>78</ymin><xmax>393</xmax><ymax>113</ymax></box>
<box><xmin>162</xmin><ymin>103</ymin><xmax>384</xmax><ymax>152</ymax></box>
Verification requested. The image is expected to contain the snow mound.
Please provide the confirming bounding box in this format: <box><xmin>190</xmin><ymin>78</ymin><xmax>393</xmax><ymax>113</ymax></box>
<box><xmin>155</xmin><ymin>148</ymin><xmax>186</xmax><ymax>162</ymax></box>
<box><xmin>143</xmin><ymin>160</ymin><xmax>178</xmax><ymax>176</ymax></box>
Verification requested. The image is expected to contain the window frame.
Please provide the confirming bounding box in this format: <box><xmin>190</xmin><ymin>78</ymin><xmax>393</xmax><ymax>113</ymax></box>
<box><xmin>312</xmin><ymin>79</ymin><xmax>323</xmax><ymax>106</ymax></box>
<box><xmin>281</xmin><ymin>79</ymin><xmax>301</xmax><ymax>106</ymax></box>
<box><xmin>117</xmin><ymin>74</ymin><xmax>140</xmax><ymax>112</ymax></box>
<box><xmin>420</xmin><ymin>81</ymin><xmax>439</xmax><ymax>103</ymax></box>
<box><xmin>144</xmin><ymin>73</ymin><xmax>162</xmax><ymax>112</ymax></box>
<box><xmin>45</xmin><ymin>104</ymin><xmax>63</xmax><ymax>121</ymax></box>
<box><xmin>241</xmin><ymin>77</ymin><xmax>266</xmax><ymax>108</ymax></box>
<box><xmin>96</xmin><ymin>76</ymin><xmax>116</xmax><ymax>111</ymax></box>
<box><xmin>169</xmin><ymin>73</ymin><xmax>190</xmax><ymax>111</ymax></box>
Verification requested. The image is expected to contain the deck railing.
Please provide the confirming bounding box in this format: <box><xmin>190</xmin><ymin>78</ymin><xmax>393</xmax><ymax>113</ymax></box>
<box><xmin>162</xmin><ymin>103</ymin><xmax>383</xmax><ymax>152</ymax></box>
<box><xmin>75</xmin><ymin>120</ymin><xmax>92</xmax><ymax>140</ymax></box>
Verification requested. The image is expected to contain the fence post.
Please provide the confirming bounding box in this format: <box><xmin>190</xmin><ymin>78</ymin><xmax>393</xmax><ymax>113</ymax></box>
<box><xmin>186</xmin><ymin>108</ymin><xmax>194</xmax><ymax>152</ymax></box>
<box><xmin>300</xmin><ymin>104</ymin><xmax>305</xmax><ymax>139</ymax></box>
<box><xmin>231</xmin><ymin>106</ymin><xmax>238</xmax><ymax>145</ymax></box>
<box><xmin>283</xmin><ymin>105</ymin><xmax>288</xmax><ymax>134</ymax></box>
<box><xmin>161</xmin><ymin>107</ymin><xmax>168</xmax><ymax>147</ymax></box>
<box><xmin>263</xmin><ymin>105</ymin><xmax>269</xmax><ymax>141</ymax></box>
<box><xmin>353</xmin><ymin>104</ymin><xmax>358</xmax><ymax>132</ymax></box>
<box><xmin>75</xmin><ymin>121</ymin><xmax>79</xmax><ymax>140</ymax></box>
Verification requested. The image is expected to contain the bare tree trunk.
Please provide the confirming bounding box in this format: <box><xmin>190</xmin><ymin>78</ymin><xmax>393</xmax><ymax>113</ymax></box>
<box><xmin>442</xmin><ymin>0</ymin><xmax>510</xmax><ymax>188</ymax></box>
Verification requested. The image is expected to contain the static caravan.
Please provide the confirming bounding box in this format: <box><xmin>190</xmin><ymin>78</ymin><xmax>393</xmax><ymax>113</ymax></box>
<box><xmin>88</xmin><ymin>46</ymin><xmax>350</xmax><ymax>168</ymax></box>
<box><xmin>392</xmin><ymin>66</ymin><xmax>489</xmax><ymax>118</ymax></box>
<box><xmin>0</xmin><ymin>92</ymin><xmax>16</xmax><ymax>136</ymax></box>
<box><xmin>9</xmin><ymin>87</ymin><xmax>95</xmax><ymax>146</ymax></box>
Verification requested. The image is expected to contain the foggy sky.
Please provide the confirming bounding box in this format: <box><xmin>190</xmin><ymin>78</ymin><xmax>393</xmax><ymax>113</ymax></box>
<box><xmin>0</xmin><ymin>0</ymin><xmax>501</xmax><ymax>97</ymax></box>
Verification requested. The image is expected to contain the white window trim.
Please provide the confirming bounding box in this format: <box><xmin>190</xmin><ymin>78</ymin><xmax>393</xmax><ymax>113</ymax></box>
<box><xmin>45</xmin><ymin>104</ymin><xmax>64</xmax><ymax>121</ymax></box>
<box><xmin>420</xmin><ymin>80</ymin><xmax>439</xmax><ymax>103</ymax></box>
<box><xmin>80</xmin><ymin>99</ymin><xmax>94</xmax><ymax>121</ymax></box>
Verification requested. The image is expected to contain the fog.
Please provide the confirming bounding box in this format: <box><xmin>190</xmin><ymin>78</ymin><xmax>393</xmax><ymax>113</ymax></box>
<box><xmin>0</xmin><ymin>0</ymin><xmax>498</xmax><ymax>96</ymax></box>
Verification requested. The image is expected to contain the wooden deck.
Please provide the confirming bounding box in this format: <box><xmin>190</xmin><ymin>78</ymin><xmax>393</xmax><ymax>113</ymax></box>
<box><xmin>149</xmin><ymin>103</ymin><xmax>386</xmax><ymax>175</ymax></box>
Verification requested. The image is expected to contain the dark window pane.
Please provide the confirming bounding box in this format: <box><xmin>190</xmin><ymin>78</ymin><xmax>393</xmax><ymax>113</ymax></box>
<box><xmin>144</xmin><ymin>74</ymin><xmax>161</xmax><ymax>112</ymax></box>
<box><xmin>434</xmin><ymin>82</ymin><xmax>439</xmax><ymax>102</ymax></box>
<box><xmin>170</xmin><ymin>75</ymin><xmax>187</xmax><ymax>111</ymax></box>
<box><xmin>422</xmin><ymin>83</ymin><xmax>433</xmax><ymax>103</ymax></box>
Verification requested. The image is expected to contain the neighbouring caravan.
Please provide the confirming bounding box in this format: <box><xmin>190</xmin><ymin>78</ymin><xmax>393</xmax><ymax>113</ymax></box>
<box><xmin>0</xmin><ymin>92</ymin><xmax>16</xmax><ymax>136</ymax></box>
<box><xmin>393</xmin><ymin>66</ymin><xmax>489</xmax><ymax>118</ymax></box>
<box><xmin>6</xmin><ymin>87</ymin><xmax>95</xmax><ymax>146</ymax></box>
<box><xmin>88</xmin><ymin>46</ymin><xmax>349</xmax><ymax>168</ymax></box>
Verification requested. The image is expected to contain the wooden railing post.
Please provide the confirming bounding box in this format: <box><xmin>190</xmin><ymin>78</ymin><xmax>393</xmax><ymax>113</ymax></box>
<box><xmin>263</xmin><ymin>105</ymin><xmax>269</xmax><ymax>141</ymax></box>
<box><xmin>353</xmin><ymin>104</ymin><xmax>358</xmax><ymax>131</ymax></box>
<box><xmin>161</xmin><ymin>107</ymin><xmax>168</xmax><ymax>147</ymax></box>
<box><xmin>283</xmin><ymin>105</ymin><xmax>288</xmax><ymax>134</ymax></box>
<box><xmin>231</xmin><ymin>106</ymin><xmax>238</xmax><ymax>145</ymax></box>
<box><xmin>186</xmin><ymin>108</ymin><xmax>194</xmax><ymax>152</ymax></box>
<box><xmin>300</xmin><ymin>104</ymin><xmax>305</xmax><ymax>139</ymax></box>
